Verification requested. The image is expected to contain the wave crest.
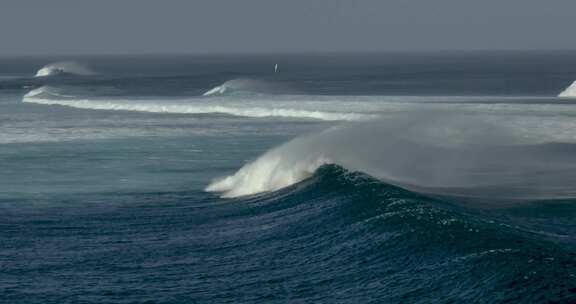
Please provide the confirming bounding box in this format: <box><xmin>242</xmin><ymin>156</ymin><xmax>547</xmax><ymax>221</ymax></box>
<box><xmin>207</xmin><ymin>112</ymin><xmax>576</xmax><ymax>200</ymax></box>
<box><xmin>206</xmin><ymin>139</ymin><xmax>332</xmax><ymax>197</ymax></box>
<box><xmin>24</xmin><ymin>86</ymin><xmax>75</xmax><ymax>99</ymax></box>
<box><xmin>35</xmin><ymin>61</ymin><xmax>96</xmax><ymax>77</ymax></box>
<box><xmin>203</xmin><ymin>78</ymin><xmax>288</xmax><ymax>96</ymax></box>
<box><xmin>559</xmin><ymin>80</ymin><xmax>576</xmax><ymax>98</ymax></box>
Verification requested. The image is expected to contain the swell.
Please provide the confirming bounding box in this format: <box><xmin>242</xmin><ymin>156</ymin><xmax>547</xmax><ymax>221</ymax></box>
<box><xmin>219</xmin><ymin>163</ymin><xmax>576</xmax><ymax>302</ymax></box>
<box><xmin>5</xmin><ymin>161</ymin><xmax>575</xmax><ymax>302</ymax></box>
<box><xmin>258</xmin><ymin>163</ymin><xmax>576</xmax><ymax>240</ymax></box>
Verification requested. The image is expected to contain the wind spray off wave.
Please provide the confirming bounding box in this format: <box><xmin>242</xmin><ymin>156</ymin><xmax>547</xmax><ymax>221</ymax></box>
<box><xmin>34</xmin><ymin>61</ymin><xmax>96</xmax><ymax>77</ymax></box>
<box><xmin>207</xmin><ymin>111</ymin><xmax>576</xmax><ymax>200</ymax></box>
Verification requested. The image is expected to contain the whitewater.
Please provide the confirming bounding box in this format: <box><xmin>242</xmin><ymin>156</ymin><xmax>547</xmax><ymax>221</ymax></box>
<box><xmin>22</xmin><ymin>84</ymin><xmax>574</xmax><ymax>122</ymax></box>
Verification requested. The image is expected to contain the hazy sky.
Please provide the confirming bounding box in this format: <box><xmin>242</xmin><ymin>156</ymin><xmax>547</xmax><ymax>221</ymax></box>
<box><xmin>2</xmin><ymin>0</ymin><xmax>576</xmax><ymax>55</ymax></box>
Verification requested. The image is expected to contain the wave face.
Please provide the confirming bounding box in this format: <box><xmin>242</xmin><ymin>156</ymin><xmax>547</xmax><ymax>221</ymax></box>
<box><xmin>34</xmin><ymin>61</ymin><xmax>96</xmax><ymax>77</ymax></box>
<box><xmin>208</xmin><ymin>112</ymin><xmax>576</xmax><ymax>199</ymax></box>
<box><xmin>217</xmin><ymin>164</ymin><xmax>576</xmax><ymax>303</ymax></box>
<box><xmin>559</xmin><ymin>80</ymin><xmax>576</xmax><ymax>98</ymax></box>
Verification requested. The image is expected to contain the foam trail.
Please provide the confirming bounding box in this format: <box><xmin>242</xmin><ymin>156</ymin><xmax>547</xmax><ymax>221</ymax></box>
<box><xmin>23</xmin><ymin>86</ymin><xmax>573</xmax><ymax>122</ymax></box>
<box><xmin>35</xmin><ymin>61</ymin><xmax>96</xmax><ymax>77</ymax></box>
<box><xmin>23</xmin><ymin>86</ymin><xmax>373</xmax><ymax>121</ymax></box>
<box><xmin>559</xmin><ymin>80</ymin><xmax>576</xmax><ymax>98</ymax></box>
<box><xmin>207</xmin><ymin>112</ymin><xmax>576</xmax><ymax>199</ymax></box>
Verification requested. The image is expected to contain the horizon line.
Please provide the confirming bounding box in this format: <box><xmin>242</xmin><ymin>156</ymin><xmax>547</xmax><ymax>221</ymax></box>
<box><xmin>1</xmin><ymin>49</ymin><xmax>576</xmax><ymax>59</ymax></box>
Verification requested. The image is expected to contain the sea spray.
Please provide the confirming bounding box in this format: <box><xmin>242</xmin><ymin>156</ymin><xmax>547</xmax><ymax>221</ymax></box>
<box><xmin>207</xmin><ymin>111</ymin><xmax>576</xmax><ymax>200</ymax></box>
<box><xmin>35</xmin><ymin>61</ymin><xmax>96</xmax><ymax>77</ymax></box>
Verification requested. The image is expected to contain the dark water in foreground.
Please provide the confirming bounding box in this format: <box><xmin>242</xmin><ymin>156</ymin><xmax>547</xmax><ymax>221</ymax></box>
<box><xmin>1</xmin><ymin>52</ymin><xmax>576</xmax><ymax>303</ymax></box>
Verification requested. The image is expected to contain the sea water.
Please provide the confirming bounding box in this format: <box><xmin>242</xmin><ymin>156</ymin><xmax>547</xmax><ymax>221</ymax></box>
<box><xmin>1</xmin><ymin>52</ymin><xmax>576</xmax><ymax>303</ymax></box>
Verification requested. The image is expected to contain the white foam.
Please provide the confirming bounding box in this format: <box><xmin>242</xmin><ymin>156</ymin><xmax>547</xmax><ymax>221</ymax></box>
<box><xmin>23</xmin><ymin>86</ymin><xmax>576</xmax><ymax>122</ymax></box>
<box><xmin>24</xmin><ymin>86</ymin><xmax>377</xmax><ymax>121</ymax></box>
<box><xmin>23</xmin><ymin>97</ymin><xmax>373</xmax><ymax>121</ymax></box>
<box><xmin>559</xmin><ymin>80</ymin><xmax>576</xmax><ymax>98</ymax></box>
<box><xmin>206</xmin><ymin>135</ymin><xmax>332</xmax><ymax>197</ymax></box>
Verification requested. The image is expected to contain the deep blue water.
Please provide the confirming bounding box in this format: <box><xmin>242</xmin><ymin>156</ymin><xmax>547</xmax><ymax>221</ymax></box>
<box><xmin>1</xmin><ymin>52</ymin><xmax>576</xmax><ymax>303</ymax></box>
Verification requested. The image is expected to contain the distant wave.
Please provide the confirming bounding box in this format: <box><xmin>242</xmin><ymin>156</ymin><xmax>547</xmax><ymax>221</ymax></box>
<box><xmin>24</xmin><ymin>86</ymin><xmax>576</xmax><ymax>122</ymax></box>
<box><xmin>559</xmin><ymin>80</ymin><xmax>576</xmax><ymax>98</ymax></box>
<box><xmin>23</xmin><ymin>86</ymin><xmax>374</xmax><ymax>121</ymax></box>
<box><xmin>207</xmin><ymin>112</ymin><xmax>576</xmax><ymax>199</ymax></box>
<box><xmin>203</xmin><ymin>78</ymin><xmax>289</xmax><ymax>96</ymax></box>
<box><xmin>24</xmin><ymin>86</ymin><xmax>76</xmax><ymax>98</ymax></box>
<box><xmin>34</xmin><ymin>61</ymin><xmax>96</xmax><ymax>77</ymax></box>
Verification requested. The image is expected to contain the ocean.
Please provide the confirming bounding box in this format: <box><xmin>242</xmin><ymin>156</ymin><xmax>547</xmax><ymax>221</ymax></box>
<box><xmin>1</xmin><ymin>52</ymin><xmax>576</xmax><ymax>303</ymax></box>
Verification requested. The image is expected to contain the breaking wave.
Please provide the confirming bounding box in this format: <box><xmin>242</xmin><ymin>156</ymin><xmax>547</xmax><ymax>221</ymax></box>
<box><xmin>559</xmin><ymin>80</ymin><xmax>576</xmax><ymax>98</ymax></box>
<box><xmin>35</xmin><ymin>61</ymin><xmax>96</xmax><ymax>77</ymax></box>
<box><xmin>203</xmin><ymin>78</ymin><xmax>290</xmax><ymax>96</ymax></box>
<box><xmin>23</xmin><ymin>86</ymin><xmax>374</xmax><ymax>121</ymax></box>
<box><xmin>23</xmin><ymin>86</ymin><xmax>576</xmax><ymax>123</ymax></box>
<box><xmin>207</xmin><ymin>112</ymin><xmax>576</xmax><ymax>199</ymax></box>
